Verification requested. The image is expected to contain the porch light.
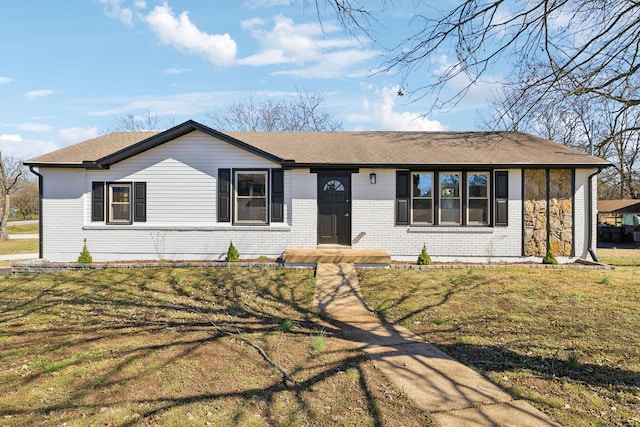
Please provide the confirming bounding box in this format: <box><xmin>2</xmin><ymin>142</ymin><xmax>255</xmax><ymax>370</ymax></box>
<box><xmin>369</xmin><ymin>172</ymin><xmax>377</xmax><ymax>184</ymax></box>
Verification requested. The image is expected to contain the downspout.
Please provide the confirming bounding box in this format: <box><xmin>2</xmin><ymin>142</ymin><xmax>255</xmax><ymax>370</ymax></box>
<box><xmin>587</xmin><ymin>168</ymin><xmax>601</xmax><ymax>263</ymax></box>
<box><xmin>28</xmin><ymin>166</ymin><xmax>43</xmax><ymax>259</ymax></box>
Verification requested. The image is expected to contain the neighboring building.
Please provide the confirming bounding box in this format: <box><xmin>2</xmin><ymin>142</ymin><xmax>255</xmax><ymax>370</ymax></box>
<box><xmin>24</xmin><ymin>120</ymin><xmax>610</xmax><ymax>263</ymax></box>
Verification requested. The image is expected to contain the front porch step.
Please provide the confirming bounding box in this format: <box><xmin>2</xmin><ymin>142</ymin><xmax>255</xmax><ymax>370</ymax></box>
<box><xmin>282</xmin><ymin>248</ymin><xmax>391</xmax><ymax>265</ymax></box>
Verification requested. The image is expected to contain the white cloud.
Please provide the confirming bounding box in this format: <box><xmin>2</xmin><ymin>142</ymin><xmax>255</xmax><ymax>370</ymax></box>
<box><xmin>88</xmin><ymin>91</ymin><xmax>234</xmax><ymax>117</ymax></box>
<box><xmin>0</xmin><ymin>77</ymin><xmax>12</xmax><ymax>84</ymax></box>
<box><xmin>243</xmin><ymin>0</ymin><xmax>291</xmax><ymax>8</ymax></box>
<box><xmin>57</xmin><ymin>127</ymin><xmax>99</xmax><ymax>146</ymax></box>
<box><xmin>348</xmin><ymin>86</ymin><xmax>445</xmax><ymax>131</ymax></box>
<box><xmin>272</xmin><ymin>49</ymin><xmax>378</xmax><ymax>78</ymax></box>
<box><xmin>0</xmin><ymin>134</ymin><xmax>21</xmax><ymax>143</ymax></box>
<box><xmin>164</xmin><ymin>67</ymin><xmax>190</xmax><ymax>75</ymax></box>
<box><xmin>24</xmin><ymin>89</ymin><xmax>55</xmax><ymax>101</ymax></box>
<box><xmin>145</xmin><ymin>3</ymin><xmax>237</xmax><ymax>67</ymax></box>
<box><xmin>16</xmin><ymin>123</ymin><xmax>54</xmax><ymax>132</ymax></box>
<box><xmin>0</xmin><ymin>134</ymin><xmax>59</xmax><ymax>161</ymax></box>
<box><xmin>98</xmin><ymin>0</ymin><xmax>135</xmax><ymax>26</ymax></box>
<box><xmin>237</xmin><ymin>14</ymin><xmax>377</xmax><ymax>78</ymax></box>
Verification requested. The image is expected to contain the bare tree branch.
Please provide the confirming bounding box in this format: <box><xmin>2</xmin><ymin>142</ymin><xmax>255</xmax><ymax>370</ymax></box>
<box><xmin>187</xmin><ymin>305</ymin><xmax>298</xmax><ymax>388</ymax></box>
<box><xmin>207</xmin><ymin>88</ymin><xmax>342</xmax><ymax>132</ymax></box>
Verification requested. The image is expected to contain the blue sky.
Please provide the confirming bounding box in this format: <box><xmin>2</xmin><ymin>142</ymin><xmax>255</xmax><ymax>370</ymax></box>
<box><xmin>1</xmin><ymin>1</ymin><xmax>502</xmax><ymax>161</ymax></box>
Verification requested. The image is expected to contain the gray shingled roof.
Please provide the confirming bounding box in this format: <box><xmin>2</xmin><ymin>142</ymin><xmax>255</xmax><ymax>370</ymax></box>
<box><xmin>25</xmin><ymin>121</ymin><xmax>610</xmax><ymax>168</ymax></box>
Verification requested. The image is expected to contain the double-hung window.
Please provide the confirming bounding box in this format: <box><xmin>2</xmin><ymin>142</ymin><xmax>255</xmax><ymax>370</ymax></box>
<box><xmin>440</xmin><ymin>172</ymin><xmax>461</xmax><ymax>224</ymax></box>
<box><xmin>467</xmin><ymin>172</ymin><xmax>489</xmax><ymax>225</ymax></box>
<box><xmin>108</xmin><ymin>183</ymin><xmax>132</xmax><ymax>224</ymax></box>
<box><xmin>411</xmin><ymin>172</ymin><xmax>433</xmax><ymax>224</ymax></box>
<box><xmin>92</xmin><ymin>181</ymin><xmax>146</xmax><ymax>224</ymax></box>
<box><xmin>235</xmin><ymin>171</ymin><xmax>268</xmax><ymax>223</ymax></box>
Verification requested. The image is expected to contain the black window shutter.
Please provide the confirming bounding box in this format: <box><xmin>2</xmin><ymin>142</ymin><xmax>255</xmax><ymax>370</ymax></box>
<box><xmin>495</xmin><ymin>171</ymin><xmax>508</xmax><ymax>226</ymax></box>
<box><xmin>271</xmin><ymin>169</ymin><xmax>284</xmax><ymax>223</ymax></box>
<box><xmin>91</xmin><ymin>182</ymin><xmax>105</xmax><ymax>222</ymax></box>
<box><xmin>134</xmin><ymin>182</ymin><xmax>147</xmax><ymax>222</ymax></box>
<box><xmin>396</xmin><ymin>171</ymin><xmax>410</xmax><ymax>225</ymax></box>
<box><xmin>218</xmin><ymin>169</ymin><xmax>231</xmax><ymax>222</ymax></box>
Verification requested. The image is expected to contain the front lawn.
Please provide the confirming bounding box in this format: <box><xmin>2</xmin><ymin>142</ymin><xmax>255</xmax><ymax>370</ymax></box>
<box><xmin>0</xmin><ymin>238</ymin><xmax>38</xmax><ymax>256</ymax></box>
<box><xmin>0</xmin><ymin>267</ymin><xmax>432</xmax><ymax>426</ymax></box>
<box><xmin>358</xmin><ymin>266</ymin><xmax>640</xmax><ymax>427</ymax></box>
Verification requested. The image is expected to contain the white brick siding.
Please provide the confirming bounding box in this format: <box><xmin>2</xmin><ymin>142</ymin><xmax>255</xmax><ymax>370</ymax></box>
<box><xmin>36</xmin><ymin>131</ymin><xmax>599</xmax><ymax>263</ymax></box>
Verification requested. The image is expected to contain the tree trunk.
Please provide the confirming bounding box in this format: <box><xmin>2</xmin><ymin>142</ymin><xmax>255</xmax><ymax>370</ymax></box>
<box><xmin>0</xmin><ymin>192</ymin><xmax>10</xmax><ymax>241</ymax></box>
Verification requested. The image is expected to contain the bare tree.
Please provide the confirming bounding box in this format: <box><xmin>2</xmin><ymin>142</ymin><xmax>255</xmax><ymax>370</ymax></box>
<box><xmin>12</xmin><ymin>179</ymin><xmax>38</xmax><ymax>220</ymax></box>
<box><xmin>104</xmin><ymin>111</ymin><xmax>173</xmax><ymax>133</ymax></box>
<box><xmin>482</xmin><ymin>82</ymin><xmax>640</xmax><ymax>199</ymax></box>
<box><xmin>315</xmin><ymin>1</ymin><xmax>640</xmax><ymax>125</ymax></box>
<box><xmin>207</xmin><ymin>89</ymin><xmax>342</xmax><ymax>132</ymax></box>
<box><xmin>0</xmin><ymin>152</ymin><xmax>24</xmax><ymax>240</ymax></box>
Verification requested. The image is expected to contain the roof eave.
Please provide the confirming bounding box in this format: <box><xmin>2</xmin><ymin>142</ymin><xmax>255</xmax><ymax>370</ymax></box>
<box><xmin>284</xmin><ymin>162</ymin><xmax>612</xmax><ymax>169</ymax></box>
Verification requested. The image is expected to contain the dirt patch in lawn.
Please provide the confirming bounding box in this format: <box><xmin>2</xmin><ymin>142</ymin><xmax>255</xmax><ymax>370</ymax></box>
<box><xmin>0</xmin><ymin>267</ymin><xmax>433</xmax><ymax>426</ymax></box>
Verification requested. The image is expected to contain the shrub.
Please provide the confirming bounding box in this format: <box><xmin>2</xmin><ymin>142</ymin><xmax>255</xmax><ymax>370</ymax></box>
<box><xmin>77</xmin><ymin>238</ymin><xmax>93</xmax><ymax>264</ymax></box>
<box><xmin>225</xmin><ymin>241</ymin><xmax>239</xmax><ymax>262</ymax></box>
<box><xmin>542</xmin><ymin>246</ymin><xmax>558</xmax><ymax>265</ymax></box>
<box><xmin>417</xmin><ymin>243</ymin><xmax>432</xmax><ymax>265</ymax></box>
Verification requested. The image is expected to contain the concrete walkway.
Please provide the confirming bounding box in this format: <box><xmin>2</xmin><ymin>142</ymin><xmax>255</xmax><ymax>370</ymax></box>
<box><xmin>314</xmin><ymin>263</ymin><xmax>561</xmax><ymax>427</ymax></box>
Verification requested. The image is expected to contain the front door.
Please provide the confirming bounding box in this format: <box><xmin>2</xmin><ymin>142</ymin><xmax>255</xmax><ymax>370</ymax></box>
<box><xmin>318</xmin><ymin>174</ymin><xmax>351</xmax><ymax>245</ymax></box>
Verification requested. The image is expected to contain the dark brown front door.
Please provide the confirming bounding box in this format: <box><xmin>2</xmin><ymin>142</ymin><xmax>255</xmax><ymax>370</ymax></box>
<box><xmin>318</xmin><ymin>174</ymin><xmax>351</xmax><ymax>245</ymax></box>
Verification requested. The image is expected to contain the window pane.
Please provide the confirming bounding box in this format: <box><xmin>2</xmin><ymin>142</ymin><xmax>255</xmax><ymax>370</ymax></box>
<box><xmin>468</xmin><ymin>174</ymin><xmax>488</xmax><ymax>198</ymax></box>
<box><xmin>468</xmin><ymin>199</ymin><xmax>488</xmax><ymax>223</ymax></box>
<box><xmin>237</xmin><ymin>173</ymin><xmax>266</xmax><ymax>197</ymax></box>
<box><xmin>323</xmin><ymin>179</ymin><xmax>345</xmax><ymax>192</ymax></box>
<box><xmin>412</xmin><ymin>173</ymin><xmax>432</xmax><ymax>197</ymax></box>
<box><xmin>237</xmin><ymin>198</ymin><xmax>267</xmax><ymax>221</ymax></box>
<box><xmin>111</xmin><ymin>204</ymin><xmax>130</xmax><ymax>221</ymax></box>
<box><xmin>440</xmin><ymin>173</ymin><xmax>460</xmax><ymax>197</ymax></box>
<box><xmin>440</xmin><ymin>199</ymin><xmax>460</xmax><ymax>223</ymax></box>
<box><xmin>412</xmin><ymin>199</ymin><xmax>433</xmax><ymax>223</ymax></box>
<box><xmin>112</xmin><ymin>186</ymin><xmax>130</xmax><ymax>203</ymax></box>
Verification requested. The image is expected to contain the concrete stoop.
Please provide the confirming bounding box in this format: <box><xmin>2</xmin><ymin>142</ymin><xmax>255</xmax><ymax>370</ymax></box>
<box><xmin>314</xmin><ymin>263</ymin><xmax>561</xmax><ymax>427</ymax></box>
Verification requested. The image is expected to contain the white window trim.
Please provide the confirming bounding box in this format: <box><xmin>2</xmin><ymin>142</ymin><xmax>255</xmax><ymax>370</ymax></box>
<box><xmin>234</xmin><ymin>170</ymin><xmax>269</xmax><ymax>224</ymax></box>
<box><xmin>107</xmin><ymin>182</ymin><xmax>132</xmax><ymax>224</ymax></box>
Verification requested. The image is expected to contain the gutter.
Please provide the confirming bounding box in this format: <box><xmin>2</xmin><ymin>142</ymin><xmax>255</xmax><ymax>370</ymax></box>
<box><xmin>587</xmin><ymin>168</ymin><xmax>601</xmax><ymax>263</ymax></box>
<box><xmin>28</xmin><ymin>166</ymin><xmax>43</xmax><ymax>259</ymax></box>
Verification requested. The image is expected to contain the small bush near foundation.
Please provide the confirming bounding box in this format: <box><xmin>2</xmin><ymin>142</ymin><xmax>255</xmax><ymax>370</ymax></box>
<box><xmin>542</xmin><ymin>246</ymin><xmax>558</xmax><ymax>265</ymax></box>
<box><xmin>417</xmin><ymin>244</ymin><xmax>431</xmax><ymax>265</ymax></box>
<box><xmin>225</xmin><ymin>241</ymin><xmax>240</xmax><ymax>262</ymax></box>
<box><xmin>77</xmin><ymin>239</ymin><xmax>93</xmax><ymax>264</ymax></box>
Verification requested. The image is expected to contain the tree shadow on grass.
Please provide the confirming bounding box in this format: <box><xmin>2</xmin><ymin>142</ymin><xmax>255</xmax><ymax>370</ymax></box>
<box><xmin>439</xmin><ymin>342</ymin><xmax>640</xmax><ymax>388</ymax></box>
<box><xmin>0</xmin><ymin>267</ymin><xmax>425</xmax><ymax>426</ymax></box>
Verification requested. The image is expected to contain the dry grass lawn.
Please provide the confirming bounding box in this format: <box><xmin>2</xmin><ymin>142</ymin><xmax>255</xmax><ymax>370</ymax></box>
<box><xmin>358</xmin><ymin>261</ymin><xmax>640</xmax><ymax>427</ymax></box>
<box><xmin>0</xmin><ymin>267</ymin><xmax>432</xmax><ymax>427</ymax></box>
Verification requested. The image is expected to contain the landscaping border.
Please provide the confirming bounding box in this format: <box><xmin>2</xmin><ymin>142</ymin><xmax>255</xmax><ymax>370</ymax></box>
<box><xmin>11</xmin><ymin>258</ymin><xmax>612</xmax><ymax>274</ymax></box>
<box><xmin>11</xmin><ymin>260</ymin><xmax>287</xmax><ymax>274</ymax></box>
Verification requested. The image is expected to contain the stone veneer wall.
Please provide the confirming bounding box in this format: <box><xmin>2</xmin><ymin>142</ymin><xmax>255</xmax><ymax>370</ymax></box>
<box><xmin>523</xmin><ymin>169</ymin><xmax>573</xmax><ymax>257</ymax></box>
